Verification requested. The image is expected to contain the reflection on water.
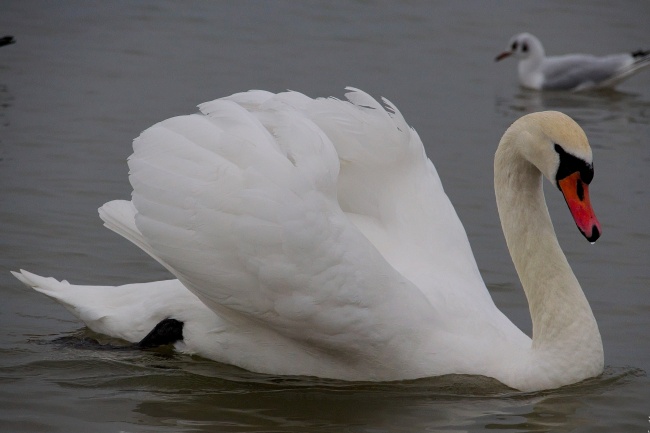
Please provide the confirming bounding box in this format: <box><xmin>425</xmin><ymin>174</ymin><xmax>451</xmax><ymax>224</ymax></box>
<box><xmin>129</xmin><ymin>365</ymin><xmax>644</xmax><ymax>433</ymax></box>
<box><xmin>495</xmin><ymin>87</ymin><xmax>650</xmax><ymax>125</ymax></box>
<box><xmin>2</xmin><ymin>331</ymin><xmax>645</xmax><ymax>433</ymax></box>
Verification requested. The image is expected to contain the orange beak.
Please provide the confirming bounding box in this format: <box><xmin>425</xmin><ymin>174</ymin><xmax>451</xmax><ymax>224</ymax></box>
<box><xmin>557</xmin><ymin>172</ymin><xmax>601</xmax><ymax>242</ymax></box>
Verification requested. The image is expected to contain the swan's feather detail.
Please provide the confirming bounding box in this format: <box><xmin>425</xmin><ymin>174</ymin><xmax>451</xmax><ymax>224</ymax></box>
<box><xmin>129</xmin><ymin>90</ymin><xmax>448</xmax><ymax>367</ymax></box>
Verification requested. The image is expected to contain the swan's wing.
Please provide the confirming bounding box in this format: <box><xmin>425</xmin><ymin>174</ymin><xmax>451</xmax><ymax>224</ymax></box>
<box><xmin>99</xmin><ymin>200</ymin><xmax>152</xmax><ymax>260</ymax></box>
<box><xmin>99</xmin><ymin>199</ymin><xmax>183</xmax><ymax>277</ymax></box>
<box><xmin>222</xmin><ymin>88</ymin><xmax>490</xmax><ymax>310</ymax></box>
<box><xmin>306</xmin><ymin>89</ymin><xmax>492</xmax><ymax>310</ymax></box>
<box><xmin>128</xmin><ymin>95</ymin><xmax>438</xmax><ymax>357</ymax></box>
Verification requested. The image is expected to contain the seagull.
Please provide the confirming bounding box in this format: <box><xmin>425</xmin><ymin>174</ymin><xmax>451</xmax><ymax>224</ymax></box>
<box><xmin>0</xmin><ymin>36</ymin><xmax>15</xmax><ymax>47</ymax></box>
<box><xmin>495</xmin><ymin>32</ymin><xmax>650</xmax><ymax>91</ymax></box>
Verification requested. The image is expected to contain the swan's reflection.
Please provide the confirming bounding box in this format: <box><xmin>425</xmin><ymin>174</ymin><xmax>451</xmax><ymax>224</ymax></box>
<box><xmin>35</xmin><ymin>329</ymin><xmax>645</xmax><ymax>432</ymax></box>
<box><xmin>113</xmin><ymin>349</ymin><xmax>640</xmax><ymax>432</ymax></box>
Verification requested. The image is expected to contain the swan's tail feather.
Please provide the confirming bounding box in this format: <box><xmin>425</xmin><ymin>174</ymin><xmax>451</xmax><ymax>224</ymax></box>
<box><xmin>11</xmin><ymin>269</ymin><xmax>201</xmax><ymax>343</ymax></box>
<box><xmin>12</xmin><ymin>269</ymin><xmax>71</xmax><ymax>299</ymax></box>
<box><xmin>12</xmin><ymin>269</ymin><xmax>112</xmax><ymax>328</ymax></box>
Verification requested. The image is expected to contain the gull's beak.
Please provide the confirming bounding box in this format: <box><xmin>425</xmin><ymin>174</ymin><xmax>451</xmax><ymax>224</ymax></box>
<box><xmin>495</xmin><ymin>51</ymin><xmax>512</xmax><ymax>62</ymax></box>
<box><xmin>557</xmin><ymin>172</ymin><xmax>601</xmax><ymax>242</ymax></box>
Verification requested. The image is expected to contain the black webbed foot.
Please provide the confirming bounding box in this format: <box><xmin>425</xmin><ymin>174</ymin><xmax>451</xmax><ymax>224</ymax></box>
<box><xmin>137</xmin><ymin>318</ymin><xmax>184</xmax><ymax>348</ymax></box>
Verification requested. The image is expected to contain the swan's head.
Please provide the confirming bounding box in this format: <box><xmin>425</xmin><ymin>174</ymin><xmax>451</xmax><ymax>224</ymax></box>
<box><xmin>495</xmin><ymin>32</ymin><xmax>545</xmax><ymax>62</ymax></box>
<box><xmin>509</xmin><ymin>111</ymin><xmax>601</xmax><ymax>242</ymax></box>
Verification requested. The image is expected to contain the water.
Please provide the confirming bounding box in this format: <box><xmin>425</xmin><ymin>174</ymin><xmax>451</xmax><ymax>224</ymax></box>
<box><xmin>1</xmin><ymin>1</ymin><xmax>649</xmax><ymax>431</ymax></box>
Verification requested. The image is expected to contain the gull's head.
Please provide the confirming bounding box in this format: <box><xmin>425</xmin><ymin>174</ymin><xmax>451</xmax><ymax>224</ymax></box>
<box><xmin>495</xmin><ymin>32</ymin><xmax>545</xmax><ymax>62</ymax></box>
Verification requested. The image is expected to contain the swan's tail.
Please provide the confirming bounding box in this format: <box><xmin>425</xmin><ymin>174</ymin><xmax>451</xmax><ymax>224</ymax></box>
<box><xmin>12</xmin><ymin>270</ymin><xmax>75</xmax><ymax>306</ymax></box>
<box><xmin>13</xmin><ymin>200</ymin><xmax>219</xmax><ymax>346</ymax></box>
<box><xmin>12</xmin><ymin>269</ymin><xmax>199</xmax><ymax>344</ymax></box>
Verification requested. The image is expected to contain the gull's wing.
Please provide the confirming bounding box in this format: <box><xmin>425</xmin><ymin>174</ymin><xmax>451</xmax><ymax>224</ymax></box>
<box><xmin>542</xmin><ymin>54</ymin><xmax>634</xmax><ymax>90</ymax></box>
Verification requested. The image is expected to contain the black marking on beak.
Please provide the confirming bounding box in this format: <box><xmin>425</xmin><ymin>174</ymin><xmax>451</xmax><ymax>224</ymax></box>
<box><xmin>576</xmin><ymin>179</ymin><xmax>584</xmax><ymax>201</ymax></box>
<box><xmin>586</xmin><ymin>225</ymin><xmax>600</xmax><ymax>243</ymax></box>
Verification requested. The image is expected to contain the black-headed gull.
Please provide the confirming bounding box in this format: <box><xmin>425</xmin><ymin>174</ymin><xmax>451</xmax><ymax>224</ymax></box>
<box><xmin>496</xmin><ymin>33</ymin><xmax>650</xmax><ymax>91</ymax></box>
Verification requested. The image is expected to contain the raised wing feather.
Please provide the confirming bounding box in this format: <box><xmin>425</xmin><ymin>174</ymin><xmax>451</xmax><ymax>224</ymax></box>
<box><xmin>128</xmin><ymin>91</ymin><xmax>441</xmax><ymax>355</ymax></box>
<box><xmin>306</xmin><ymin>89</ymin><xmax>491</xmax><ymax>310</ymax></box>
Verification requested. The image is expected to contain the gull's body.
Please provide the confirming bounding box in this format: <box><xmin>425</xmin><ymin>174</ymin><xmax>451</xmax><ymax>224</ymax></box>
<box><xmin>15</xmin><ymin>88</ymin><xmax>604</xmax><ymax>391</ymax></box>
<box><xmin>496</xmin><ymin>32</ymin><xmax>650</xmax><ymax>91</ymax></box>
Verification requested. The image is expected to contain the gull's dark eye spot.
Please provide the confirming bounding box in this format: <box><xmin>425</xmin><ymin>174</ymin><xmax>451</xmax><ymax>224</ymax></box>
<box><xmin>512</xmin><ymin>41</ymin><xmax>518</xmax><ymax>51</ymax></box>
<box><xmin>522</xmin><ymin>42</ymin><xmax>529</xmax><ymax>53</ymax></box>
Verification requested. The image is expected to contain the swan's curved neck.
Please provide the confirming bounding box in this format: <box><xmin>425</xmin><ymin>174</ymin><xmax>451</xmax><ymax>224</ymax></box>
<box><xmin>494</xmin><ymin>135</ymin><xmax>602</xmax><ymax>383</ymax></box>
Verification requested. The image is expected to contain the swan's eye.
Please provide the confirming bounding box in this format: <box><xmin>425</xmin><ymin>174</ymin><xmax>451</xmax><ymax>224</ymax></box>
<box><xmin>522</xmin><ymin>42</ymin><xmax>528</xmax><ymax>53</ymax></box>
<box><xmin>511</xmin><ymin>41</ymin><xmax>518</xmax><ymax>51</ymax></box>
<box><xmin>554</xmin><ymin>143</ymin><xmax>594</xmax><ymax>186</ymax></box>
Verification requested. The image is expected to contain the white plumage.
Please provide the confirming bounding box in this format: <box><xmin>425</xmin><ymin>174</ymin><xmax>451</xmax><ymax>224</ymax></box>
<box><xmin>14</xmin><ymin>88</ymin><xmax>604</xmax><ymax>391</ymax></box>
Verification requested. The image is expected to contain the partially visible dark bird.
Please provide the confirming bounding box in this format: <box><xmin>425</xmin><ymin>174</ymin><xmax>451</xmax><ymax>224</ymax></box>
<box><xmin>0</xmin><ymin>36</ymin><xmax>16</xmax><ymax>47</ymax></box>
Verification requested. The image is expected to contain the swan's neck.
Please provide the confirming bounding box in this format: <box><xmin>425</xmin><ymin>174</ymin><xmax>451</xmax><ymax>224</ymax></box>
<box><xmin>494</xmin><ymin>141</ymin><xmax>603</xmax><ymax>385</ymax></box>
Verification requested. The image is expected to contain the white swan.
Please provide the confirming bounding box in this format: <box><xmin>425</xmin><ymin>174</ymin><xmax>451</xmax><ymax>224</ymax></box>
<box><xmin>495</xmin><ymin>32</ymin><xmax>650</xmax><ymax>91</ymax></box>
<box><xmin>14</xmin><ymin>88</ymin><xmax>604</xmax><ymax>392</ymax></box>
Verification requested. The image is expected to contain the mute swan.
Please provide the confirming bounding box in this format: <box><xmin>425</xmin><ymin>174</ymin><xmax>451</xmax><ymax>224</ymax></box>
<box><xmin>495</xmin><ymin>32</ymin><xmax>650</xmax><ymax>91</ymax></box>
<box><xmin>14</xmin><ymin>88</ymin><xmax>604</xmax><ymax>392</ymax></box>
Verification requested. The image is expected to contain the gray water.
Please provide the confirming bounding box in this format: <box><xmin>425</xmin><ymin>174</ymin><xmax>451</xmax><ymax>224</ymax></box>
<box><xmin>1</xmin><ymin>1</ymin><xmax>649</xmax><ymax>432</ymax></box>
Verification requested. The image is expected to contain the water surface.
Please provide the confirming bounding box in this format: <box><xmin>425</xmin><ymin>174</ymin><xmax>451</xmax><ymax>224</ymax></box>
<box><xmin>1</xmin><ymin>1</ymin><xmax>649</xmax><ymax>432</ymax></box>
